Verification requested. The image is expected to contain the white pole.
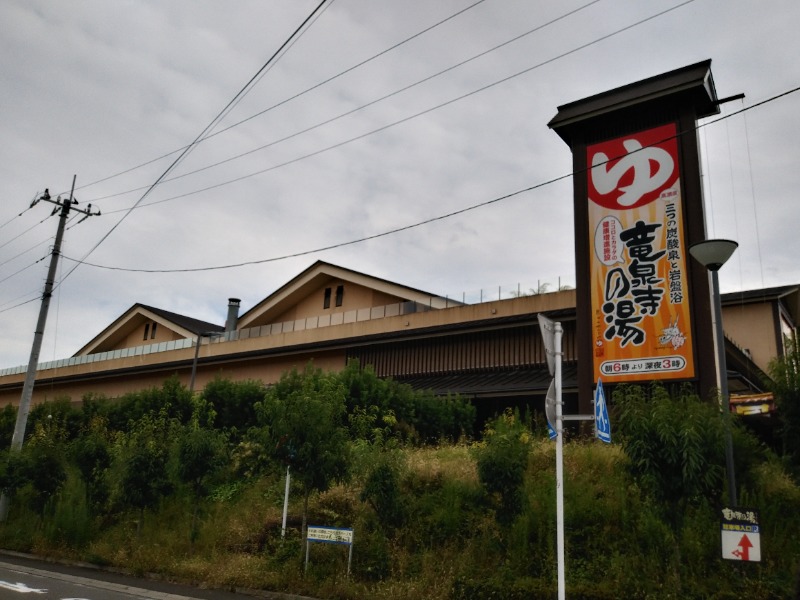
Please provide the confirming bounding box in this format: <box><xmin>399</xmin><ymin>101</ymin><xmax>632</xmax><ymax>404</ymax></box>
<box><xmin>555</xmin><ymin>321</ymin><xmax>565</xmax><ymax>600</ymax></box>
<box><xmin>282</xmin><ymin>466</ymin><xmax>290</xmax><ymax>538</ymax></box>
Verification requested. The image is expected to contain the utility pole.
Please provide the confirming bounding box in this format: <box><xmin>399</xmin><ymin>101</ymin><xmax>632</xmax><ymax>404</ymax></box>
<box><xmin>0</xmin><ymin>176</ymin><xmax>100</xmax><ymax>522</ymax></box>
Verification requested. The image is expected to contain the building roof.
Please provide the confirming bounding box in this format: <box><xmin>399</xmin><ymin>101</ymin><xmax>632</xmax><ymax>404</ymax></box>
<box><xmin>722</xmin><ymin>284</ymin><xmax>800</xmax><ymax>325</ymax></box>
<box><xmin>138</xmin><ymin>305</ymin><xmax>224</xmax><ymax>335</ymax></box>
<box><xmin>237</xmin><ymin>260</ymin><xmax>458</xmax><ymax>330</ymax></box>
<box><xmin>548</xmin><ymin>59</ymin><xmax>719</xmax><ymax>146</ymax></box>
<box><xmin>74</xmin><ymin>303</ymin><xmax>223</xmax><ymax>357</ymax></box>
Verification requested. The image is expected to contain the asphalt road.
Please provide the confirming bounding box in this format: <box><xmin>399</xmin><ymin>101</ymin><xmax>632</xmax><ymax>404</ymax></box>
<box><xmin>0</xmin><ymin>553</ymin><xmax>312</xmax><ymax>600</ymax></box>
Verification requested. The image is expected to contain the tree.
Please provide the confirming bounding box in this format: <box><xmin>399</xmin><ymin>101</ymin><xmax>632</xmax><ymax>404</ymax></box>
<box><xmin>173</xmin><ymin>422</ymin><xmax>227</xmax><ymax>544</ymax></box>
<box><xmin>28</xmin><ymin>397</ymin><xmax>84</xmax><ymax>442</ymax></box>
<box><xmin>0</xmin><ymin>449</ymin><xmax>30</xmax><ymax>502</ymax></box>
<box><xmin>254</xmin><ymin>363</ymin><xmax>350</xmax><ymax>537</ymax></box>
<box><xmin>769</xmin><ymin>334</ymin><xmax>800</xmax><ymax>479</ymax></box>
<box><xmin>360</xmin><ymin>459</ymin><xmax>406</xmax><ymax>533</ymax></box>
<box><xmin>474</xmin><ymin>409</ymin><xmax>530</xmax><ymax>528</ymax></box>
<box><xmin>113</xmin><ymin>413</ymin><xmax>174</xmax><ymax>535</ymax></box>
<box><xmin>107</xmin><ymin>376</ymin><xmax>194</xmax><ymax>431</ymax></box>
<box><xmin>201</xmin><ymin>376</ymin><xmax>265</xmax><ymax>438</ymax></box>
<box><xmin>339</xmin><ymin>359</ymin><xmax>475</xmax><ymax>445</ymax></box>
<box><xmin>0</xmin><ymin>404</ymin><xmax>17</xmax><ymax>449</ymax></box>
<box><xmin>615</xmin><ymin>384</ymin><xmax>727</xmax><ymax>531</ymax></box>
<box><xmin>70</xmin><ymin>417</ymin><xmax>112</xmax><ymax>511</ymax></box>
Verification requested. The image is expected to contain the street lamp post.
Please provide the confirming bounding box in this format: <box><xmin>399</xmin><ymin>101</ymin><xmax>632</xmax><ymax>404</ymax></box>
<box><xmin>189</xmin><ymin>331</ymin><xmax>222</xmax><ymax>393</ymax></box>
<box><xmin>689</xmin><ymin>238</ymin><xmax>739</xmax><ymax>506</ymax></box>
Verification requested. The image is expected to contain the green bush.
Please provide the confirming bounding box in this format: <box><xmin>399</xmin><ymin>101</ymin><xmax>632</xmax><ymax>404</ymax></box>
<box><xmin>44</xmin><ymin>470</ymin><xmax>93</xmax><ymax>548</ymax></box>
<box><xmin>614</xmin><ymin>383</ymin><xmax>727</xmax><ymax>527</ymax></box>
<box><xmin>361</xmin><ymin>461</ymin><xmax>406</xmax><ymax>533</ymax></box>
<box><xmin>474</xmin><ymin>410</ymin><xmax>530</xmax><ymax>528</ymax></box>
<box><xmin>0</xmin><ymin>404</ymin><xmax>17</xmax><ymax>448</ymax></box>
<box><xmin>2</xmin><ymin>372</ymin><xmax>799</xmax><ymax>599</ymax></box>
<box><xmin>201</xmin><ymin>377</ymin><xmax>265</xmax><ymax>438</ymax></box>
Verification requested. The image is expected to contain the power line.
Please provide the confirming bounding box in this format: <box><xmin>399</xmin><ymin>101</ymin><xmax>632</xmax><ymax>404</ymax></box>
<box><xmin>60</xmin><ymin>81</ymin><xmax>800</xmax><ymax>275</ymax></box>
<box><xmin>0</xmin><ymin>193</ymin><xmax>41</xmax><ymax>231</ymax></box>
<box><xmin>99</xmin><ymin>0</ymin><xmax>699</xmax><ymax>215</ymax></box>
<box><xmin>68</xmin><ymin>0</ymin><xmax>490</xmax><ymax>197</ymax></box>
<box><xmin>0</xmin><ymin>257</ymin><xmax>47</xmax><ymax>286</ymax></box>
<box><xmin>87</xmin><ymin>0</ymin><xmax>604</xmax><ymax>206</ymax></box>
<box><xmin>0</xmin><ymin>295</ymin><xmax>40</xmax><ymax>315</ymax></box>
<box><xmin>0</xmin><ymin>237</ymin><xmax>52</xmax><ymax>270</ymax></box>
<box><xmin>57</xmin><ymin>0</ymin><xmax>333</xmax><ymax>287</ymax></box>
<box><xmin>0</xmin><ymin>208</ymin><xmax>89</xmax><ymax>285</ymax></box>
<box><xmin>0</xmin><ymin>214</ymin><xmax>53</xmax><ymax>252</ymax></box>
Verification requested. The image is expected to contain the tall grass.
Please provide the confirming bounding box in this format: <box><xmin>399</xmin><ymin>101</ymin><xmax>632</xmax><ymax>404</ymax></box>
<box><xmin>2</xmin><ymin>440</ymin><xmax>798</xmax><ymax>599</ymax></box>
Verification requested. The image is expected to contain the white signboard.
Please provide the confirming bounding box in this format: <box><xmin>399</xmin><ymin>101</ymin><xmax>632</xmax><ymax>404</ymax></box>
<box><xmin>307</xmin><ymin>526</ymin><xmax>353</xmax><ymax>544</ymax></box>
<box><xmin>306</xmin><ymin>525</ymin><xmax>354</xmax><ymax>576</ymax></box>
<box><xmin>721</xmin><ymin>507</ymin><xmax>761</xmax><ymax>562</ymax></box>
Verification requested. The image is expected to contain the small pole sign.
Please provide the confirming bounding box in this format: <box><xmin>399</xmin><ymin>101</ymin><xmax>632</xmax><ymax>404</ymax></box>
<box><xmin>594</xmin><ymin>379</ymin><xmax>611</xmax><ymax>443</ymax></box>
<box><xmin>305</xmin><ymin>525</ymin><xmax>354</xmax><ymax>575</ymax></box>
<box><xmin>721</xmin><ymin>507</ymin><xmax>760</xmax><ymax>562</ymax></box>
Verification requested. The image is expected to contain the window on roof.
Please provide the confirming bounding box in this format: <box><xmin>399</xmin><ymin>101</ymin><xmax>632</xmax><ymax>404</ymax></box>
<box><xmin>323</xmin><ymin>287</ymin><xmax>332</xmax><ymax>309</ymax></box>
<box><xmin>143</xmin><ymin>323</ymin><xmax>150</xmax><ymax>340</ymax></box>
<box><xmin>335</xmin><ymin>285</ymin><xmax>344</xmax><ymax>307</ymax></box>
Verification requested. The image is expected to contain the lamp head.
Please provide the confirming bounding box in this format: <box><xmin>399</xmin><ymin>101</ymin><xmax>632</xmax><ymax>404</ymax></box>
<box><xmin>689</xmin><ymin>239</ymin><xmax>738</xmax><ymax>272</ymax></box>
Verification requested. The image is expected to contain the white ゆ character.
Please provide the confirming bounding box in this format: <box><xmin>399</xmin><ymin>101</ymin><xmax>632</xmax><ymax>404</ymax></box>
<box><xmin>592</xmin><ymin>139</ymin><xmax>674</xmax><ymax>207</ymax></box>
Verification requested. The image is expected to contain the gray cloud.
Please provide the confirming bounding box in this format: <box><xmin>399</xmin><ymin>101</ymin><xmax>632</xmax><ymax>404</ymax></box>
<box><xmin>1</xmin><ymin>0</ymin><xmax>799</xmax><ymax>367</ymax></box>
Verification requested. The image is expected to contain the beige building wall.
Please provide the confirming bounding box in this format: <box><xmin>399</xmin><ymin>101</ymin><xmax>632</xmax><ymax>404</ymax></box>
<box><xmin>722</xmin><ymin>302</ymin><xmax>776</xmax><ymax>373</ymax></box>
<box><xmin>274</xmin><ymin>281</ymin><xmax>404</xmax><ymax>323</ymax></box>
<box><xmin>0</xmin><ymin>291</ymin><xmax>576</xmax><ymax>408</ymax></box>
<box><xmin>116</xmin><ymin>319</ymin><xmax>183</xmax><ymax>351</ymax></box>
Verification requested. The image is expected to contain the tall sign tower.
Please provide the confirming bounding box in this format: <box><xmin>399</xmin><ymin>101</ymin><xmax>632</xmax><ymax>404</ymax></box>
<box><xmin>548</xmin><ymin>60</ymin><xmax>721</xmax><ymax>414</ymax></box>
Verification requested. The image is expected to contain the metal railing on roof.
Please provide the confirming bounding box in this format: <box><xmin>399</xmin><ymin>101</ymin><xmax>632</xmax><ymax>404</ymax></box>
<box><xmin>0</xmin><ymin>281</ymin><xmax>573</xmax><ymax>377</ymax></box>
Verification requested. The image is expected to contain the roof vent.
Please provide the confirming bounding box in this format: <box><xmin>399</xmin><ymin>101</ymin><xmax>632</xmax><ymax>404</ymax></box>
<box><xmin>225</xmin><ymin>298</ymin><xmax>241</xmax><ymax>332</ymax></box>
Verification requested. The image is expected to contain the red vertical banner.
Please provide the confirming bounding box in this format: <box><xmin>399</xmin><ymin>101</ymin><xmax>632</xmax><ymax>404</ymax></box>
<box><xmin>587</xmin><ymin>123</ymin><xmax>695</xmax><ymax>383</ymax></box>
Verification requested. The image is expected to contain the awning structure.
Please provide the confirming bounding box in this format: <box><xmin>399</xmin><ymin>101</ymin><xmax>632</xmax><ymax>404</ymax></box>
<box><xmin>730</xmin><ymin>392</ymin><xmax>776</xmax><ymax>416</ymax></box>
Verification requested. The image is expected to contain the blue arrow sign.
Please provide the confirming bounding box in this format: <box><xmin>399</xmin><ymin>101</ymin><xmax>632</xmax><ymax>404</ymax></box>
<box><xmin>547</xmin><ymin>420</ymin><xmax>557</xmax><ymax>441</ymax></box>
<box><xmin>595</xmin><ymin>379</ymin><xmax>611</xmax><ymax>444</ymax></box>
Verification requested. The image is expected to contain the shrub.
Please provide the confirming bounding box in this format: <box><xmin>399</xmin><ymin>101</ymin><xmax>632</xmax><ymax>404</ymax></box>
<box><xmin>614</xmin><ymin>383</ymin><xmax>727</xmax><ymax>528</ymax></box>
<box><xmin>474</xmin><ymin>410</ymin><xmax>530</xmax><ymax>528</ymax></box>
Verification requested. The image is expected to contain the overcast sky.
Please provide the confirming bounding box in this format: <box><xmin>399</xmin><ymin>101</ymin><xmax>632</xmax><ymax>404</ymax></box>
<box><xmin>1</xmin><ymin>0</ymin><xmax>798</xmax><ymax>368</ymax></box>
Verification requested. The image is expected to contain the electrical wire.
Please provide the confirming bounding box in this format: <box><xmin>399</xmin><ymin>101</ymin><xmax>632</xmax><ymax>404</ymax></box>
<box><xmin>86</xmin><ymin>0</ymin><xmax>604</xmax><ymax>205</ymax></box>
<box><xmin>67</xmin><ymin>0</ymin><xmax>490</xmax><ymax>196</ymax></box>
<box><xmin>0</xmin><ymin>204</ymin><xmax>82</xmax><ymax>286</ymax></box>
<box><xmin>0</xmin><ymin>258</ymin><xmax>47</xmax><ymax>286</ymax></box>
<box><xmin>98</xmin><ymin>0</ymin><xmax>697</xmax><ymax>215</ymax></box>
<box><xmin>1</xmin><ymin>0</ymin><xmax>685</xmax><ymax>302</ymax></box>
<box><xmin>59</xmin><ymin>82</ymin><xmax>800</xmax><ymax>275</ymax></box>
<box><xmin>0</xmin><ymin>203</ymin><xmax>36</xmax><ymax>232</ymax></box>
<box><xmin>0</xmin><ymin>214</ymin><xmax>53</xmax><ymax>252</ymax></box>
<box><xmin>0</xmin><ymin>293</ymin><xmax>42</xmax><ymax>314</ymax></box>
<box><xmin>56</xmin><ymin>0</ymin><xmax>333</xmax><ymax>288</ymax></box>
<box><xmin>0</xmin><ymin>237</ymin><xmax>52</xmax><ymax>270</ymax></box>
<box><xmin>742</xmin><ymin>109</ymin><xmax>765</xmax><ymax>289</ymax></box>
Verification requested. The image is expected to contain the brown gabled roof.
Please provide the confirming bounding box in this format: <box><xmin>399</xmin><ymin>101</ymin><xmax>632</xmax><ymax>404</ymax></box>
<box><xmin>237</xmin><ymin>260</ymin><xmax>457</xmax><ymax>330</ymax></box>
<box><xmin>74</xmin><ymin>303</ymin><xmax>222</xmax><ymax>357</ymax></box>
<box><xmin>137</xmin><ymin>304</ymin><xmax>224</xmax><ymax>336</ymax></box>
